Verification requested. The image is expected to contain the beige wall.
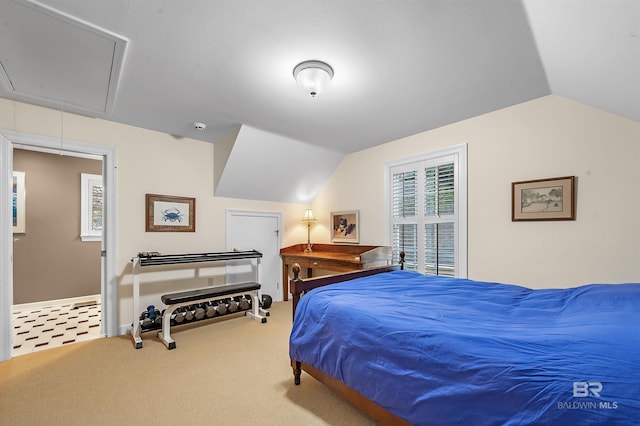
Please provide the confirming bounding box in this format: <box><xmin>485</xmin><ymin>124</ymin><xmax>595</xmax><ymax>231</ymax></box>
<box><xmin>13</xmin><ymin>149</ymin><xmax>102</xmax><ymax>304</ymax></box>
<box><xmin>1</xmin><ymin>99</ymin><xmax>309</xmax><ymax>326</ymax></box>
<box><xmin>312</xmin><ymin>96</ymin><xmax>640</xmax><ymax>288</ymax></box>
<box><xmin>2</xmin><ymin>95</ymin><xmax>639</xmax><ymax>327</ymax></box>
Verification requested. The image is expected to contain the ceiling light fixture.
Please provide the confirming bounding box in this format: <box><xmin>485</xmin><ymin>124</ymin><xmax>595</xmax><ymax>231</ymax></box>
<box><xmin>293</xmin><ymin>60</ymin><xmax>334</xmax><ymax>97</ymax></box>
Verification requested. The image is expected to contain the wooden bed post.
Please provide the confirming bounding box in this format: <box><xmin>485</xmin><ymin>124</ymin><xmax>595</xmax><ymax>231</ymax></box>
<box><xmin>290</xmin><ymin>263</ymin><xmax>303</xmax><ymax>321</ymax></box>
<box><xmin>291</xmin><ymin>264</ymin><xmax>303</xmax><ymax>384</ymax></box>
<box><xmin>293</xmin><ymin>361</ymin><xmax>302</xmax><ymax>385</ymax></box>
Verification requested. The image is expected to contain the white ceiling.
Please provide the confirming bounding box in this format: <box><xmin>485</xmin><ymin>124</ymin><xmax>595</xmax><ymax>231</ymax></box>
<box><xmin>0</xmin><ymin>0</ymin><xmax>638</xmax><ymax>202</ymax></box>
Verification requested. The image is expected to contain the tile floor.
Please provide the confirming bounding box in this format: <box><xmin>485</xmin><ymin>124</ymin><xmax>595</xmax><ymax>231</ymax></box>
<box><xmin>12</xmin><ymin>301</ymin><xmax>104</xmax><ymax>356</ymax></box>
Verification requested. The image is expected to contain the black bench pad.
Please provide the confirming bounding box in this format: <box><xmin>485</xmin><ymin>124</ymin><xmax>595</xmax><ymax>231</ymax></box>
<box><xmin>161</xmin><ymin>282</ymin><xmax>261</xmax><ymax>305</ymax></box>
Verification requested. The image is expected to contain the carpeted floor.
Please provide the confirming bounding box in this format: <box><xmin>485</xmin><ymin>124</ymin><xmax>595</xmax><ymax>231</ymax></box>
<box><xmin>0</xmin><ymin>300</ymin><xmax>378</xmax><ymax>425</ymax></box>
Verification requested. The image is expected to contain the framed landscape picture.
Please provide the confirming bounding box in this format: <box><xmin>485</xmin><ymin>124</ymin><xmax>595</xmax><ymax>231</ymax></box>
<box><xmin>512</xmin><ymin>176</ymin><xmax>575</xmax><ymax>221</ymax></box>
<box><xmin>146</xmin><ymin>194</ymin><xmax>195</xmax><ymax>232</ymax></box>
<box><xmin>330</xmin><ymin>210</ymin><xmax>359</xmax><ymax>243</ymax></box>
<box><xmin>12</xmin><ymin>171</ymin><xmax>26</xmax><ymax>233</ymax></box>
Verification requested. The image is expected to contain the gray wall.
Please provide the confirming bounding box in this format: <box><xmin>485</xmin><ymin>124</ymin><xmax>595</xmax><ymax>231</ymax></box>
<box><xmin>13</xmin><ymin>149</ymin><xmax>102</xmax><ymax>304</ymax></box>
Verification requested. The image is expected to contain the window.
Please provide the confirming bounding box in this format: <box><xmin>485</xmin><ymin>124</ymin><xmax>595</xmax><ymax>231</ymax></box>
<box><xmin>80</xmin><ymin>173</ymin><xmax>103</xmax><ymax>242</ymax></box>
<box><xmin>387</xmin><ymin>144</ymin><xmax>467</xmax><ymax>277</ymax></box>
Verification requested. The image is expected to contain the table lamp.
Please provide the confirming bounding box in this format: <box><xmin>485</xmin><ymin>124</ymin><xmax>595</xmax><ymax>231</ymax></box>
<box><xmin>302</xmin><ymin>209</ymin><xmax>316</xmax><ymax>252</ymax></box>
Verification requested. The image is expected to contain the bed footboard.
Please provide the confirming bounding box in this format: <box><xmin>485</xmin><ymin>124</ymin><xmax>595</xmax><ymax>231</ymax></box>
<box><xmin>289</xmin><ymin>252</ymin><xmax>404</xmax><ymax>321</ymax></box>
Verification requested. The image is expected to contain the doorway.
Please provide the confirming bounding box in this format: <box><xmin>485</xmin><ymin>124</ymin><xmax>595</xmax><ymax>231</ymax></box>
<box><xmin>0</xmin><ymin>130</ymin><xmax>117</xmax><ymax>362</ymax></box>
<box><xmin>225</xmin><ymin>210</ymin><xmax>282</xmax><ymax>302</ymax></box>
<box><xmin>12</xmin><ymin>148</ymin><xmax>102</xmax><ymax>355</ymax></box>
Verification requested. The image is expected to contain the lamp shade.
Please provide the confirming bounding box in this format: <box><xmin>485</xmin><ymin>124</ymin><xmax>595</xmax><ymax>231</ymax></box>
<box><xmin>302</xmin><ymin>208</ymin><xmax>316</xmax><ymax>222</ymax></box>
<box><xmin>293</xmin><ymin>60</ymin><xmax>334</xmax><ymax>97</ymax></box>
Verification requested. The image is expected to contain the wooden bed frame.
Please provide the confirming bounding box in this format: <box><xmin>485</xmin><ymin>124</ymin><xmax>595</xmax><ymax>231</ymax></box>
<box><xmin>289</xmin><ymin>255</ymin><xmax>410</xmax><ymax>426</ymax></box>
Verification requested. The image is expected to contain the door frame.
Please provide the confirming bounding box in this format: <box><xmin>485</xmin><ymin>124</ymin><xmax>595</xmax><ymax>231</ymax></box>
<box><xmin>225</xmin><ymin>209</ymin><xmax>282</xmax><ymax>300</ymax></box>
<box><xmin>0</xmin><ymin>130</ymin><xmax>117</xmax><ymax>361</ymax></box>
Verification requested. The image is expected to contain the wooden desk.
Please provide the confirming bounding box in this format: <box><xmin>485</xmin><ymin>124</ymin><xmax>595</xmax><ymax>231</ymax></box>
<box><xmin>280</xmin><ymin>243</ymin><xmax>391</xmax><ymax>301</ymax></box>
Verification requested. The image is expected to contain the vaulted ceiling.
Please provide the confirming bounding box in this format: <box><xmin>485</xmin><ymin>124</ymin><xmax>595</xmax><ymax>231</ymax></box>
<box><xmin>1</xmin><ymin>0</ymin><xmax>638</xmax><ymax>202</ymax></box>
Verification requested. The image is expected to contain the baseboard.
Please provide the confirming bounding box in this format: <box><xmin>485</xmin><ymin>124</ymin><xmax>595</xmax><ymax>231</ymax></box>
<box><xmin>119</xmin><ymin>324</ymin><xmax>131</xmax><ymax>336</ymax></box>
<box><xmin>12</xmin><ymin>294</ymin><xmax>101</xmax><ymax>312</ymax></box>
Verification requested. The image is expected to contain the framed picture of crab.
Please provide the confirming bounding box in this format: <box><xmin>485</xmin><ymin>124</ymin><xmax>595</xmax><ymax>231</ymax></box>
<box><xmin>145</xmin><ymin>194</ymin><xmax>195</xmax><ymax>232</ymax></box>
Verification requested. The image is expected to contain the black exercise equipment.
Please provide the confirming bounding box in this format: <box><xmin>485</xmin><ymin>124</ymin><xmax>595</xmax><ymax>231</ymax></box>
<box><xmin>141</xmin><ymin>316</ymin><xmax>153</xmax><ymax>330</ymax></box>
<box><xmin>261</xmin><ymin>294</ymin><xmax>273</xmax><ymax>309</ymax></box>
<box><xmin>194</xmin><ymin>305</ymin><xmax>206</xmax><ymax>321</ymax></box>
<box><xmin>216</xmin><ymin>300</ymin><xmax>228</xmax><ymax>316</ymax></box>
<box><xmin>131</xmin><ymin>250</ymin><xmax>265</xmax><ymax>350</ymax></box>
<box><xmin>184</xmin><ymin>308</ymin><xmax>194</xmax><ymax>322</ymax></box>
<box><xmin>157</xmin><ymin>281</ymin><xmax>269</xmax><ymax>350</ymax></box>
<box><xmin>238</xmin><ymin>296</ymin><xmax>250</xmax><ymax>311</ymax></box>
<box><xmin>205</xmin><ymin>303</ymin><xmax>216</xmax><ymax>318</ymax></box>
<box><xmin>227</xmin><ymin>299</ymin><xmax>239</xmax><ymax>313</ymax></box>
<box><xmin>139</xmin><ymin>305</ymin><xmax>163</xmax><ymax>331</ymax></box>
<box><xmin>174</xmin><ymin>309</ymin><xmax>186</xmax><ymax>324</ymax></box>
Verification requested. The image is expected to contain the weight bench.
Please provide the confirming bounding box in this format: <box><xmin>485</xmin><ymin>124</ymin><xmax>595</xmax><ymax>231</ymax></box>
<box><xmin>158</xmin><ymin>282</ymin><xmax>268</xmax><ymax>350</ymax></box>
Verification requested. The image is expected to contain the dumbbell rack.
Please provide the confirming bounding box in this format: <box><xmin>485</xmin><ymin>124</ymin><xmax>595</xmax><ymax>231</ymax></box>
<box><xmin>131</xmin><ymin>250</ymin><xmax>262</xmax><ymax>349</ymax></box>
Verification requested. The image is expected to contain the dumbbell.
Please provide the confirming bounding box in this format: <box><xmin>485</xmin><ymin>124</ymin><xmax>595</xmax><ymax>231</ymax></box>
<box><xmin>140</xmin><ymin>311</ymin><xmax>153</xmax><ymax>330</ymax></box>
<box><xmin>140</xmin><ymin>305</ymin><xmax>158</xmax><ymax>330</ymax></box>
<box><xmin>261</xmin><ymin>294</ymin><xmax>273</xmax><ymax>309</ymax></box>
<box><xmin>216</xmin><ymin>300</ymin><xmax>228</xmax><ymax>316</ymax></box>
<box><xmin>184</xmin><ymin>306</ymin><xmax>194</xmax><ymax>322</ymax></box>
<box><xmin>238</xmin><ymin>296</ymin><xmax>250</xmax><ymax>311</ymax></box>
<box><xmin>205</xmin><ymin>302</ymin><xmax>217</xmax><ymax>318</ymax></box>
<box><xmin>147</xmin><ymin>305</ymin><xmax>157</xmax><ymax>320</ymax></box>
<box><xmin>173</xmin><ymin>308</ymin><xmax>186</xmax><ymax>324</ymax></box>
<box><xmin>227</xmin><ymin>298</ymin><xmax>239</xmax><ymax>313</ymax></box>
<box><xmin>243</xmin><ymin>294</ymin><xmax>253</xmax><ymax>309</ymax></box>
<box><xmin>193</xmin><ymin>304</ymin><xmax>206</xmax><ymax>321</ymax></box>
<box><xmin>153</xmin><ymin>309</ymin><xmax>162</xmax><ymax>329</ymax></box>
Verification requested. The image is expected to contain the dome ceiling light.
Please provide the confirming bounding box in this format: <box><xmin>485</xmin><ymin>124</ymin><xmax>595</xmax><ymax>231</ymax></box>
<box><xmin>293</xmin><ymin>60</ymin><xmax>334</xmax><ymax>97</ymax></box>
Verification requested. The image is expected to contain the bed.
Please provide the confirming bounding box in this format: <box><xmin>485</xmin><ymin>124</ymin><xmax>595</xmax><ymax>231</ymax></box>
<box><xmin>288</xmin><ymin>263</ymin><xmax>640</xmax><ymax>425</ymax></box>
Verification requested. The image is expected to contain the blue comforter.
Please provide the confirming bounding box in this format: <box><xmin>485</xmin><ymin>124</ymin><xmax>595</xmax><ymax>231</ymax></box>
<box><xmin>289</xmin><ymin>270</ymin><xmax>640</xmax><ymax>425</ymax></box>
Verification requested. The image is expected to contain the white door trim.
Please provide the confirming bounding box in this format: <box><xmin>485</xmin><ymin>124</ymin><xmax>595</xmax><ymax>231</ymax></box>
<box><xmin>0</xmin><ymin>130</ymin><xmax>118</xmax><ymax>361</ymax></box>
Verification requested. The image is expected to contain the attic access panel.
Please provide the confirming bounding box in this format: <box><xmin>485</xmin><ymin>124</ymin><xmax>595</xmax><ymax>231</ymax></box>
<box><xmin>0</xmin><ymin>0</ymin><xmax>127</xmax><ymax>115</ymax></box>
